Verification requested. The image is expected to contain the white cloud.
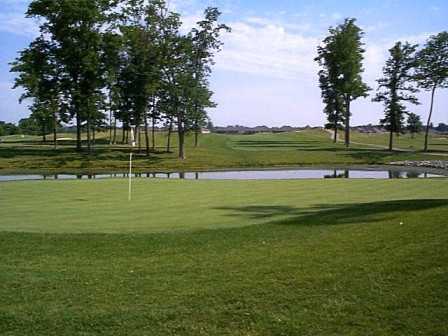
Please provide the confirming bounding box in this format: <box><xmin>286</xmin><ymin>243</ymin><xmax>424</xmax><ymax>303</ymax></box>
<box><xmin>0</xmin><ymin>0</ymin><xmax>29</xmax><ymax>9</ymax></box>
<box><xmin>429</xmin><ymin>5</ymin><xmax>440</xmax><ymax>12</ymax></box>
<box><xmin>245</xmin><ymin>16</ymin><xmax>311</xmax><ymax>32</ymax></box>
<box><xmin>0</xmin><ymin>81</ymin><xmax>30</xmax><ymax>122</ymax></box>
<box><xmin>209</xmin><ymin>15</ymin><xmax>446</xmax><ymax>126</ymax></box>
<box><xmin>330</xmin><ymin>12</ymin><xmax>342</xmax><ymax>20</ymax></box>
<box><xmin>214</xmin><ymin>19</ymin><xmax>320</xmax><ymax>80</ymax></box>
<box><xmin>352</xmin><ymin>32</ymin><xmax>441</xmax><ymax>126</ymax></box>
<box><xmin>364</xmin><ymin>32</ymin><xmax>434</xmax><ymax>84</ymax></box>
<box><xmin>0</xmin><ymin>13</ymin><xmax>39</xmax><ymax>37</ymax></box>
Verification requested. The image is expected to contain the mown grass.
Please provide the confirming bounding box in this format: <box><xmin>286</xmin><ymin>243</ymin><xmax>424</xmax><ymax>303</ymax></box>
<box><xmin>0</xmin><ymin>130</ymin><xmax>445</xmax><ymax>173</ymax></box>
<box><xmin>350</xmin><ymin>131</ymin><xmax>448</xmax><ymax>152</ymax></box>
<box><xmin>1</xmin><ymin>179</ymin><xmax>448</xmax><ymax>335</ymax></box>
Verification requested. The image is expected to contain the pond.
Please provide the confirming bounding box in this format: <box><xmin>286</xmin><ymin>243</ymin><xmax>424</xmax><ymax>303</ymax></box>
<box><xmin>0</xmin><ymin>167</ymin><xmax>446</xmax><ymax>182</ymax></box>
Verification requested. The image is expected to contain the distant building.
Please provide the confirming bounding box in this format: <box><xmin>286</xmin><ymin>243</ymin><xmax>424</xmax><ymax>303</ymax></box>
<box><xmin>213</xmin><ymin>125</ymin><xmax>304</xmax><ymax>134</ymax></box>
<box><xmin>353</xmin><ymin>125</ymin><xmax>385</xmax><ymax>134</ymax></box>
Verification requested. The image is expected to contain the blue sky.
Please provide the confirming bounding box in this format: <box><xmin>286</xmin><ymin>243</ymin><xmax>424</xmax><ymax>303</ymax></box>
<box><xmin>0</xmin><ymin>0</ymin><xmax>447</xmax><ymax>126</ymax></box>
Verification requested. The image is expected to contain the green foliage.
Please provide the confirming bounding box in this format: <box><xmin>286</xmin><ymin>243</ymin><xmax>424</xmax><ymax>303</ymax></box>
<box><xmin>373</xmin><ymin>42</ymin><xmax>419</xmax><ymax>149</ymax></box>
<box><xmin>155</xmin><ymin>6</ymin><xmax>229</xmax><ymax>158</ymax></box>
<box><xmin>407</xmin><ymin>113</ymin><xmax>423</xmax><ymax>137</ymax></box>
<box><xmin>21</xmin><ymin>0</ymin><xmax>117</xmax><ymax>151</ymax></box>
<box><xmin>0</xmin><ymin>121</ymin><xmax>19</xmax><ymax>137</ymax></box>
<box><xmin>414</xmin><ymin>31</ymin><xmax>448</xmax><ymax>151</ymax></box>
<box><xmin>10</xmin><ymin>36</ymin><xmax>61</xmax><ymax>142</ymax></box>
<box><xmin>18</xmin><ymin>117</ymin><xmax>45</xmax><ymax>136</ymax></box>
<box><xmin>316</xmin><ymin>18</ymin><xmax>370</xmax><ymax>146</ymax></box>
<box><xmin>316</xmin><ymin>19</ymin><xmax>370</xmax><ymax>102</ymax></box>
<box><xmin>318</xmin><ymin>74</ymin><xmax>345</xmax><ymax>132</ymax></box>
<box><xmin>11</xmin><ymin>0</ymin><xmax>229</xmax><ymax>157</ymax></box>
<box><xmin>415</xmin><ymin>31</ymin><xmax>448</xmax><ymax>90</ymax></box>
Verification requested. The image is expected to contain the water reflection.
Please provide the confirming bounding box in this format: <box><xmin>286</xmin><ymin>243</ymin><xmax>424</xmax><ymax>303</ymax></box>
<box><xmin>324</xmin><ymin>170</ymin><xmax>350</xmax><ymax>179</ymax></box>
<box><xmin>0</xmin><ymin>168</ymin><xmax>445</xmax><ymax>182</ymax></box>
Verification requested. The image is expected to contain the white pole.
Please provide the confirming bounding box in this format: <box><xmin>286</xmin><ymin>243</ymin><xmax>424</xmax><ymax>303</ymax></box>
<box><xmin>128</xmin><ymin>151</ymin><xmax>133</xmax><ymax>201</ymax></box>
<box><xmin>128</xmin><ymin>127</ymin><xmax>136</xmax><ymax>201</ymax></box>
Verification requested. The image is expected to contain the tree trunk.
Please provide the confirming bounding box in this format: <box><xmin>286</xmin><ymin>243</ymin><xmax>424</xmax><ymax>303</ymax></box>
<box><xmin>53</xmin><ymin>110</ymin><xmax>57</xmax><ymax>150</ymax></box>
<box><xmin>109</xmin><ymin>109</ymin><xmax>113</xmax><ymax>145</ymax></box>
<box><xmin>137</xmin><ymin>124</ymin><xmax>142</xmax><ymax>152</ymax></box>
<box><xmin>87</xmin><ymin>118</ymin><xmax>91</xmax><ymax>154</ymax></box>
<box><xmin>152</xmin><ymin>116</ymin><xmax>156</xmax><ymax>151</ymax></box>
<box><xmin>345</xmin><ymin>96</ymin><xmax>351</xmax><ymax>148</ymax></box>
<box><xmin>144</xmin><ymin>116</ymin><xmax>150</xmax><ymax>157</ymax></box>
<box><xmin>76</xmin><ymin>113</ymin><xmax>82</xmax><ymax>151</ymax></box>
<box><xmin>389</xmin><ymin>129</ymin><xmax>393</xmax><ymax>151</ymax></box>
<box><xmin>92</xmin><ymin>126</ymin><xmax>96</xmax><ymax>149</ymax></box>
<box><xmin>194</xmin><ymin>128</ymin><xmax>199</xmax><ymax>147</ymax></box>
<box><xmin>113</xmin><ymin>118</ymin><xmax>117</xmax><ymax>144</ymax></box>
<box><xmin>122</xmin><ymin>124</ymin><xmax>126</xmax><ymax>144</ymax></box>
<box><xmin>178</xmin><ymin>119</ymin><xmax>186</xmax><ymax>160</ymax></box>
<box><xmin>42</xmin><ymin>123</ymin><xmax>46</xmax><ymax>143</ymax></box>
<box><xmin>333</xmin><ymin>120</ymin><xmax>338</xmax><ymax>143</ymax></box>
<box><xmin>167</xmin><ymin>120</ymin><xmax>173</xmax><ymax>153</ymax></box>
<box><xmin>424</xmin><ymin>86</ymin><xmax>436</xmax><ymax>152</ymax></box>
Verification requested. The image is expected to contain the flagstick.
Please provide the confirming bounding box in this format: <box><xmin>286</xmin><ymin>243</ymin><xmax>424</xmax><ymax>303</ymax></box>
<box><xmin>128</xmin><ymin>151</ymin><xmax>133</xmax><ymax>201</ymax></box>
<box><xmin>128</xmin><ymin>127</ymin><xmax>136</xmax><ymax>202</ymax></box>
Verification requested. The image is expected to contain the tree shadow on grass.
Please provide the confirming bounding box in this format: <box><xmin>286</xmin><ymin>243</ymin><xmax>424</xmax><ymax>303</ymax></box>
<box><xmin>233</xmin><ymin>140</ymin><xmax>324</xmax><ymax>149</ymax></box>
<box><xmin>215</xmin><ymin>199</ymin><xmax>448</xmax><ymax>227</ymax></box>
<box><xmin>294</xmin><ymin>147</ymin><xmax>388</xmax><ymax>153</ymax></box>
<box><xmin>341</xmin><ymin>150</ymin><xmax>410</xmax><ymax>163</ymax></box>
<box><xmin>0</xmin><ymin>145</ymin><xmax>164</xmax><ymax>160</ymax></box>
<box><xmin>427</xmin><ymin>147</ymin><xmax>448</xmax><ymax>153</ymax></box>
<box><xmin>0</xmin><ymin>145</ymin><xmax>165</xmax><ymax>171</ymax></box>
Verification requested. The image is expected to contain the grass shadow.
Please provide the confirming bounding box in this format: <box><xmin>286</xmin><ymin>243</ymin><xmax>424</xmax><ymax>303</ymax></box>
<box><xmin>215</xmin><ymin>199</ymin><xmax>448</xmax><ymax>227</ymax></box>
<box><xmin>233</xmin><ymin>140</ymin><xmax>323</xmax><ymax>148</ymax></box>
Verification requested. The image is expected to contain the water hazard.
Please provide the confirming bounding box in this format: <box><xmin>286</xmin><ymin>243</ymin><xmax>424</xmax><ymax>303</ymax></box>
<box><xmin>0</xmin><ymin>167</ymin><xmax>446</xmax><ymax>182</ymax></box>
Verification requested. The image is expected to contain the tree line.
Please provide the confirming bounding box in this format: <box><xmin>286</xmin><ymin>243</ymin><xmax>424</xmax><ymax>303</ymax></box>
<box><xmin>10</xmin><ymin>0</ymin><xmax>230</xmax><ymax>159</ymax></box>
<box><xmin>316</xmin><ymin>19</ymin><xmax>448</xmax><ymax>151</ymax></box>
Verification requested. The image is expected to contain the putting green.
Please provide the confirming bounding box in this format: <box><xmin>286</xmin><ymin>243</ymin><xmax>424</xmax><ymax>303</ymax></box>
<box><xmin>1</xmin><ymin>178</ymin><xmax>447</xmax><ymax>234</ymax></box>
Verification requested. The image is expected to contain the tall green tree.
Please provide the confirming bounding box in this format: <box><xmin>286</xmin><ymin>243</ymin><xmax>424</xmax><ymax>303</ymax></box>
<box><xmin>19</xmin><ymin>109</ymin><xmax>55</xmax><ymax>141</ymax></box>
<box><xmin>101</xmin><ymin>31</ymin><xmax>123</xmax><ymax>145</ymax></box>
<box><xmin>415</xmin><ymin>31</ymin><xmax>448</xmax><ymax>151</ymax></box>
<box><xmin>18</xmin><ymin>116</ymin><xmax>43</xmax><ymax>136</ymax></box>
<box><xmin>189</xmin><ymin>7</ymin><xmax>230</xmax><ymax>147</ymax></box>
<box><xmin>11</xmin><ymin>36</ymin><xmax>62</xmax><ymax>148</ymax></box>
<box><xmin>188</xmin><ymin>84</ymin><xmax>216</xmax><ymax>147</ymax></box>
<box><xmin>373</xmin><ymin>42</ymin><xmax>419</xmax><ymax>151</ymax></box>
<box><xmin>0</xmin><ymin>122</ymin><xmax>19</xmax><ymax>137</ymax></box>
<box><xmin>162</xmin><ymin>34</ymin><xmax>194</xmax><ymax>160</ymax></box>
<box><xmin>26</xmin><ymin>0</ymin><xmax>114</xmax><ymax>153</ymax></box>
<box><xmin>118</xmin><ymin>0</ymin><xmax>167</xmax><ymax>156</ymax></box>
<box><xmin>316</xmin><ymin>18</ymin><xmax>370</xmax><ymax>147</ymax></box>
<box><xmin>317</xmin><ymin>72</ymin><xmax>345</xmax><ymax>143</ymax></box>
<box><xmin>161</xmin><ymin>8</ymin><xmax>228</xmax><ymax>159</ymax></box>
<box><xmin>407</xmin><ymin>113</ymin><xmax>423</xmax><ymax>138</ymax></box>
<box><xmin>12</xmin><ymin>0</ymin><xmax>228</xmax><ymax>160</ymax></box>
